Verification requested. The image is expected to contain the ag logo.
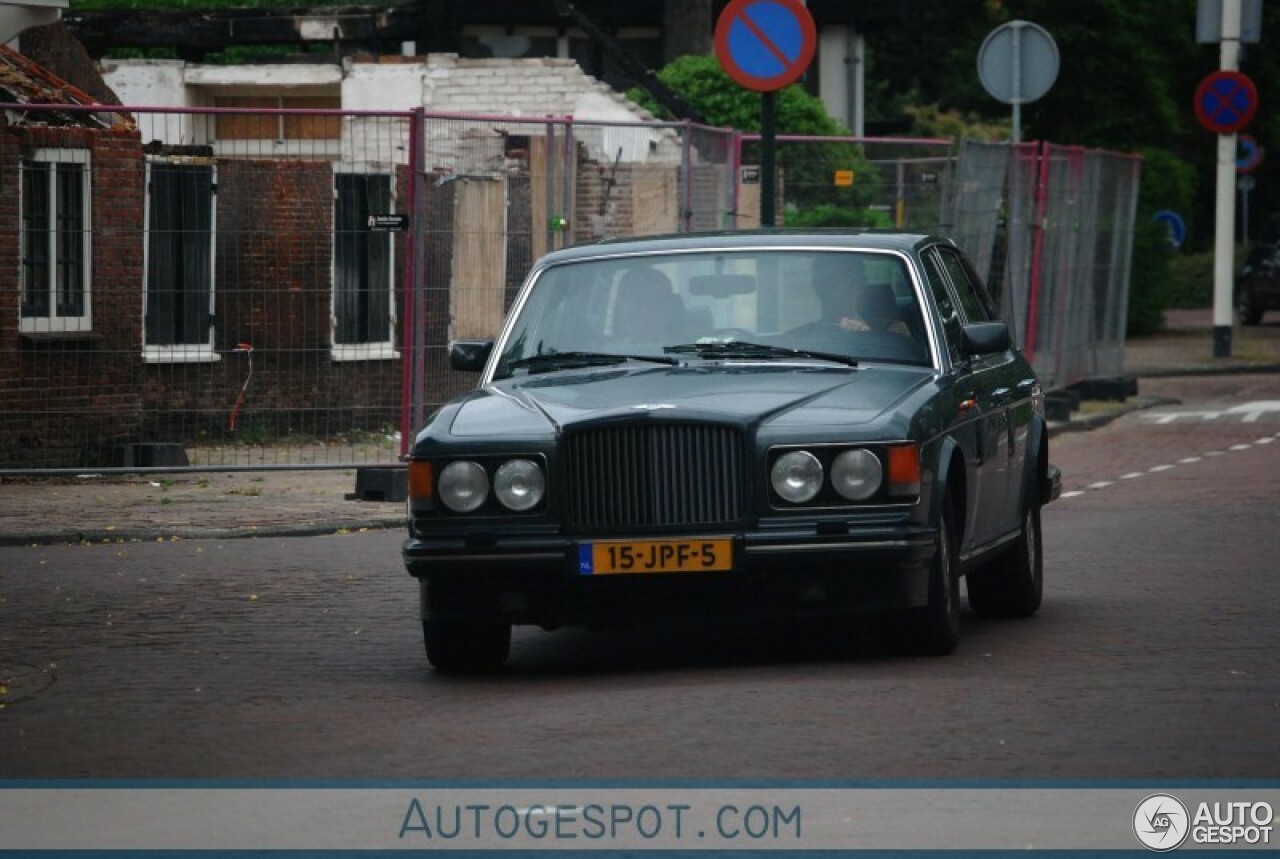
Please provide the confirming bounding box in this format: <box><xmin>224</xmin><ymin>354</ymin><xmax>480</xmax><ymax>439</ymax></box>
<box><xmin>1134</xmin><ymin>794</ymin><xmax>1190</xmax><ymax>851</ymax></box>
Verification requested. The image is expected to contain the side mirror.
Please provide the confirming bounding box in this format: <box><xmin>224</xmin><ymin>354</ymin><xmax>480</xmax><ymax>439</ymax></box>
<box><xmin>449</xmin><ymin>340</ymin><xmax>494</xmax><ymax>371</ymax></box>
<box><xmin>960</xmin><ymin>321</ymin><xmax>1010</xmax><ymax>356</ymax></box>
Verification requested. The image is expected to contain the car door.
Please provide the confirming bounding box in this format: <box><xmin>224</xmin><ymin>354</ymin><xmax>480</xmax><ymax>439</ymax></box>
<box><xmin>935</xmin><ymin>245</ymin><xmax>1028</xmax><ymax>542</ymax></box>
<box><xmin>920</xmin><ymin>247</ymin><xmax>1001</xmax><ymax>550</ymax></box>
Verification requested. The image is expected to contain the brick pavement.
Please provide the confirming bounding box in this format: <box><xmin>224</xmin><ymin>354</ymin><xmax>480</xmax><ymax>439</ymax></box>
<box><xmin>1</xmin><ymin>308</ymin><xmax>1276</xmax><ymax>546</ymax></box>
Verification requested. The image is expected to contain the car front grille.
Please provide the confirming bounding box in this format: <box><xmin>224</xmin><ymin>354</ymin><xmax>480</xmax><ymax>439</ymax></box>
<box><xmin>562</xmin><ymin>423</ymin><xmax>745</xmax><ymax>530</ymax></box>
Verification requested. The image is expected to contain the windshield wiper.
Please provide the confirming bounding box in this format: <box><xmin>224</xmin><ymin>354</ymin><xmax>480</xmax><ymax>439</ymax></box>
<box><xmin>506</xmin><ymin>351</ymin><xmax>678</xmax><ymax>373</ymax></box>
<box><xmin>664</xmin><ymin>341</ymin><xmax>858</xmax><ymax>367</ymax></box>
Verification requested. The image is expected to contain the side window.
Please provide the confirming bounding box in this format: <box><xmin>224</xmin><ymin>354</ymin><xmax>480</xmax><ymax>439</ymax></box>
<box><xmin>937</xmin><ymin>246</ymin><xmax>991</xmax><ymax>322</ymax></box>
<box><xmin>333</xmin><ymin>172</ymin><xmax>395</xmax><ymax>360</ymax></box>
<box><xmin>20</xmin><ymin>150</ymin><xmax>91</xmax><ymax>334</ymax></box>
<box><xmin>144</xmin><ymin>160</ymin><xmax>216</xmax><ymax>362</ymax></box>
<box><xmin>922</xmin><ymin>250</ymin><xmax>965</xmax><ymax>366</ymax></box>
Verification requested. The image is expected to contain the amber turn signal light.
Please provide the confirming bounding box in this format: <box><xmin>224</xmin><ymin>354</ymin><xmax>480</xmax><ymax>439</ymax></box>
<box><xmin>887</xmin><ymin>444</ymin><xmax>921</xmax><ymax>496</ymax></box>
<box><xmin>407</xmin><ymin>460</ymin><xmax>433</xmax><ymax>504</ymax></box>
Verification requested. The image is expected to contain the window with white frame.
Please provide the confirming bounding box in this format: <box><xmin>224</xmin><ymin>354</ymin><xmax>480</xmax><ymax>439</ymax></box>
<box><xmin>20</xmin><ymin>149</ymin><xmax>92</xmax><ymax>334</ymax></box>
<box><xmin>332</xmin><ymin>171</ymin><xmax>396</xmax><ymax>360</ymax></box>
<box><xmin>143</xmin><ymin>160</ymin><xmax>218</xmax><ymax>362</ymax></box>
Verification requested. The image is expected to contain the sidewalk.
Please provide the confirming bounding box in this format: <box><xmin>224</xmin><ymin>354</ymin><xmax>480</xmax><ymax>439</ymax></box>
<box><xmin>2</xmin><ymin>309</ymin><xmax>1277</xmax><ymax>546</ymax></box>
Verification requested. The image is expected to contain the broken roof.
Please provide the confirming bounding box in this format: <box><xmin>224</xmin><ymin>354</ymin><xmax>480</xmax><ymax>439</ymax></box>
<box><xmin>0</xmin><ymin>43</ymin><xmax>131</xmax><ymax>129</ymax></box>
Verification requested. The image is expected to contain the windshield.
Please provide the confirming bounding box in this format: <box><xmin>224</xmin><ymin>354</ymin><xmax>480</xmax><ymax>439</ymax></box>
<box><xmin>493</xmin><ymin>249</ymin><xmax>932</xmax><ymax>378</ymax></box>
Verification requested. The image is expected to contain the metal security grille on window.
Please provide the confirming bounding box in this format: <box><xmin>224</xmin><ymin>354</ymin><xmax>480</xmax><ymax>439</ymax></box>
<box><xmin>563</xmin><ymin>424</ymin><xmax>745</xmax><ymax>530</ymax></box>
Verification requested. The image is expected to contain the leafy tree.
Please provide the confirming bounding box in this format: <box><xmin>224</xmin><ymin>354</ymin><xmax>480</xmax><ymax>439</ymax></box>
<box><xmin>628</xmin><ymin>55</ymin><xmax>883</xmax><ymax>219</ymax></box>
<box><xmin>627</xmin><ymin>54</ymin><xmax>842</xmax><ymax>134</ymax></box>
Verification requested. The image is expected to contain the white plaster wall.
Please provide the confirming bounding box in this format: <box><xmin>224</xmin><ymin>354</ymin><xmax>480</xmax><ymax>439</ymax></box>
<box><xmin>99</xmin><ymin>55</ymin><xmax>671</xmax><ymax>164</ymax></box>
<box><xmin>99</xmin><ymin>60</ymin><xmax>196</xmax><ymax>146</ymax></box>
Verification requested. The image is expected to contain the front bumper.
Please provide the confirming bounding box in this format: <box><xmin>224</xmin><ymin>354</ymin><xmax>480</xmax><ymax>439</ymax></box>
<box><xmin>403</xmin><ymin>525</ymin><xmax>938</xmax><ymax>628</ymax></box>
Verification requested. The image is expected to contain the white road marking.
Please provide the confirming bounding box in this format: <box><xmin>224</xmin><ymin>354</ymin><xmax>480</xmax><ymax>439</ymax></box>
<box><xmin>1062</xmin><ymin>403</ymin><xmax>1278</xmax><ymax>500</ymax></box>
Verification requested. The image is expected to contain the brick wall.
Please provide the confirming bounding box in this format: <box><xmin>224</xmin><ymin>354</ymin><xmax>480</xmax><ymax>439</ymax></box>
<box><xmin>0</xmin><ymin>124</ymin><xmax>145</xmax><ymax>467</ymax></box>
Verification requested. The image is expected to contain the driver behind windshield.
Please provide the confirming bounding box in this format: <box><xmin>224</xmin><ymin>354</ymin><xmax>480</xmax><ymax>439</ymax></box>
<box><xmin>612</xmin><ymin>267</ymin><xmax>687</xmax><ymax>346</ymax></box>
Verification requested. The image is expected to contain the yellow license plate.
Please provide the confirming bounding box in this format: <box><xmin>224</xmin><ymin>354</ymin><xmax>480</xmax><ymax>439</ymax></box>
<box><xmin>580</xmin><ymin>538</ymin><xmax>732</xmax><ymax>575</ymax></box>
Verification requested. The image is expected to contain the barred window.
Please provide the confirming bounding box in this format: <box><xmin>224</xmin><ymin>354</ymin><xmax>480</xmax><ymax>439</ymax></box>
<box><xmin>332</xmin><ymin>171</ymin><xmax>395</xmax><ymax>360</ymax></box>
<box><xmin>144</xmin><ymin>161</ymin><xmax>218</xmax><ymax>362</ymax></box>
<box><xmin>20</xmin><ymin>150</ymin><xmax>91</xmax><ymax>334</ymax></box>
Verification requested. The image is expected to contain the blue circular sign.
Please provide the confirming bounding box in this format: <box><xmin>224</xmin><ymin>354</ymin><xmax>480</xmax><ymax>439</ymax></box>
<box><xmin>1152</xmin><ymin>210</ymin><xmax>1186</xmax><ymax>249</ymax></box>
<box><xmin>1237</xmin><ymin>134</ymin><xmax>1263</xmax><ymax>174</ymax></box>
<box><xmin>714</xmin><ymin>0</ymin><xmax>816</xmax><ymax>92</ymax></box>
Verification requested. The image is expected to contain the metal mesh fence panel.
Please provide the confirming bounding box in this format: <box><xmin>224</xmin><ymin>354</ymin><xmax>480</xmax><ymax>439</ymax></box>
<box><xmin>2</xmin><ymin>100</ymin><xmax>1140</xmax><ymax>472</ymax></box>
<box><xmin>1</xmin><ymin>104</ymin><xmax>412</xmax><ymax>470</ymax></box>
<box><xmin>404</xmin><ymin>114</ymin><xmax>736</xmax><ymax>446</ymax></box>
<box><xmin>1017</xmin><ymin>143</ymin><xmax>1142</xmax><ymax>389</ymax></box>
<box><xmin>737</xmin><ymin>136</ymin><xmax>954</xmax><ymax>232</ymax></box>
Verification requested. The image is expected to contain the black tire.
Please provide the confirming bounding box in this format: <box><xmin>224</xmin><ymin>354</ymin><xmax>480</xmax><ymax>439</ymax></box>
<box><xmin>903</xmin><ymin>498</ymin><xmax>960</xmax><ymax>655</ymax></box>
<box><xmin>968</xmin><ymin>500</ymin><xmax>1043</xmax><ymax>618</ymax></box>
<box><xmin>1238</xmin><ymin>288</ymin><xmax>1264</xmax><ymax>326</ymax></box>
<box><xmin>423</xmin><ymin>619</ymin><xmax>511</xmax><ymax>673</ymax></box>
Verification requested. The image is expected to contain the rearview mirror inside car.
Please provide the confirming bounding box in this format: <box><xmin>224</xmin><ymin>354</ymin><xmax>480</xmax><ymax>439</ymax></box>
<box><xmin>688</xmin><ymin>274</ymin><xmax>756</xmax><ymax>298</ymax></box>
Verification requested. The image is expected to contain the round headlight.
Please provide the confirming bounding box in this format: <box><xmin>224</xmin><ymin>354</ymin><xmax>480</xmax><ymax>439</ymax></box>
<box><xmin>831</xmin><ymin>449</ymin><xmax>883</xmax><ymax>501</ymax></box>
<box><xmin>771</xmin><ymin>450</ymin><xmax>823</xmax><ymax>503</ymax></box>
<box><xmin>494</xmin><ymin>459</ymin><xmax>545</xmax><ymax>511</ymax></box>
<box><xmin>438</xmin><ymin>460</ymin><xmax>489</xmax><ymax>513</ymax></box>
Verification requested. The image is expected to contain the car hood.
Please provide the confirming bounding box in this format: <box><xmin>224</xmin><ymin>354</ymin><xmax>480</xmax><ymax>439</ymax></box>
<box><xmin>446</xmin><ymin>363</ymin><xmax>932</xmax><ymax>437</ymax></box>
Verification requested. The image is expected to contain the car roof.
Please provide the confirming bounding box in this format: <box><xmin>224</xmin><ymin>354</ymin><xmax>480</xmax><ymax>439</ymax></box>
<box><xmin>536</xmin><ymin>229</ymin><xmax>945</xmax><ymax>266</ymax></box>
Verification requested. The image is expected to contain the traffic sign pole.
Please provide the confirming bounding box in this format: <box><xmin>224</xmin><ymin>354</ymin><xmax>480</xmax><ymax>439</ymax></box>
<box><xmin>761</xmin><ymin>91</ymin><xmax>777</xmax><ymax>227</ymax></box>
<box><xmin>713</xmin><ymin>0</ymin><xmax>816</xmax><ymax>230</ymax></box>
<box><xmin>1212</xmin><ymin>0</ymin><xmax>1242</xmax><ymax>358</ymax></box>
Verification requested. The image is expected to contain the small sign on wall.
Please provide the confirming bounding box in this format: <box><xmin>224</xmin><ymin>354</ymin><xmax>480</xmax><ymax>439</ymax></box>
<box><xmin>367</xmin><ymin>214</ymin><xmax>409</xmax><ymax>231</ymax></box>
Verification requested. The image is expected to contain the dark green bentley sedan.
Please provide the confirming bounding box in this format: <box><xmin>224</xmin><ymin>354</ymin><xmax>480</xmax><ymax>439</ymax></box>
<box><xmin>403</xmin><ymin>231</ymin><xmax>1061</xmax><ymax>671</ymax></box>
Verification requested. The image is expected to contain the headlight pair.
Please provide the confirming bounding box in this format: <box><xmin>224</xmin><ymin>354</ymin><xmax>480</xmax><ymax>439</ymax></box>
<box><xmin>433</xmin><ymin>458</ymin><xmax>546</xmax><ymax>513</ymax></box>
<box><xmin>770</xmin><ymin>444</ymin><xmax>920</xmax><ymax>506</ymax></box>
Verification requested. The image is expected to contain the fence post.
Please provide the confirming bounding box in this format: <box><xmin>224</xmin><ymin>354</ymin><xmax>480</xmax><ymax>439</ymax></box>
<box><xmin>403</xmin><ymin>107</ymin><xmax>426</xmax><ymax>457</ymax></box>
<box><xmin>562</xmin><ymin>116</ymin><xmax>575</xmax><ymax>245</ymax></box>
<box><xmin>1025</xmin><ymin>141</ymin><xmax>1050</xmax><ymax>364</ymax></box>
<box><xmin>681</xmin><ymin>118</ymin><xmax>693</xmax><ymax>232</ymax></box>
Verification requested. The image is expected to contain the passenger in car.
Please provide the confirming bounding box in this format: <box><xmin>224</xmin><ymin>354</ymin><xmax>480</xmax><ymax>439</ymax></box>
<box><xmin>613</xmin><ymin>267</ymin><xmax>686</xmax><ymax>344</ymax></box>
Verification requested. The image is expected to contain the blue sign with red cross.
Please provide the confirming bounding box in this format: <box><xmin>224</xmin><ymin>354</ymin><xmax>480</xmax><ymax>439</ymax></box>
<box><xmin>714</xmin><ymin>0</ymin><xmax>817</xmax><ymax>93</ymax></box>
<box><xmin>1194</xmin><ymin>70</ymin><xmax>1258</xmax><ymax>134</ymax></box>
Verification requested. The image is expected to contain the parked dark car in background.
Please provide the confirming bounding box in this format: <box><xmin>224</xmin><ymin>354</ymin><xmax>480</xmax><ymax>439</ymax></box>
<box><xmin>1238</xmin><ymin>242</ymin><xmax>1280</xmax><ymax>325</ymax></box>
<box><xmin>402</xmin><ymin>231</ymin><xmax>1061</xmax><ymax>671</ymax></box>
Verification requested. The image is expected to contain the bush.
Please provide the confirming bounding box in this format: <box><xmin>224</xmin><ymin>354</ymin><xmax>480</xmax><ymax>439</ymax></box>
<box><xmin>785</xmin><ymin>205</ymin><xmax>893</xmax><ymax>230</ymax></box>
<box><xmin>1127</xmin><ymin>147</ymin><xmax>1197</xmax><ymax>335</ymax></box>
<box><xmin>1127</xmin><ymin>219</ymin><xmax>1172</xmax><ymax>335</ymax></box>
<box><xmin>1165</xmin><ymin>249</ymin><xmax>1215</xmax><ymax>309</ymax></box>
<box><xmin>1165</xmin><ymin>245</ymin><xmax>1249</xmax><ymax>310</ymax></box>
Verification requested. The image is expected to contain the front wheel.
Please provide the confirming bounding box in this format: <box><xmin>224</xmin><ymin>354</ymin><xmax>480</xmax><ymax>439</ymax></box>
<box><xmin>424</xmin><ymin>619</ymin><xmax>511</xmax><ymax>673</ymax></box>
<box><xmin>968</xmin><ymin>501</ymin><xmax>1043</xmax><ymax>618</ymax></box>
<box><xmin>903</xmin><ymin>499</ymin><xmax>960</xmax><ymax>655</ymax></box>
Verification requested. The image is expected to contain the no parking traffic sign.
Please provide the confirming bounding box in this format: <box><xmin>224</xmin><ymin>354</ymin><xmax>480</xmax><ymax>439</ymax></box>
<box><xmin>1194</xmin><ymin>70</ymin><xmax>1258</xmax><ymax>134</ymax></box>
<box><xmin>714</xmin><ymin>0</ymin><xmax>816</xmax><ymax>93</ymax></box>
